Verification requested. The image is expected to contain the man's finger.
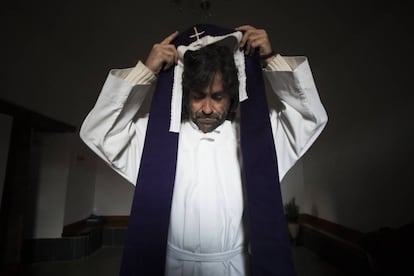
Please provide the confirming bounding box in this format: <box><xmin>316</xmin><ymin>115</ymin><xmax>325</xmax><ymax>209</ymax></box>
<box><xmin>239</xmin><ymin>29</ymin><xmax>255</xmax><ymax>49</ymax></box>
<box><xmin>161</xmin><ymin>31</ymin><xmax>179</xmax><ymax>45</ymax></box>
<box><xmin>164</xmin><ymin>45</ymin><xmax>179</xmax><ymax>63</ymax></box>
<box><xmin>235</xmin><ymin>25</ymin><xmax>255</xmax><ymax>32</ymax></box>
<box><xmin>163</xmin><ymin>61</ymin><xmax>173</xmax><ymax>71</ymax></box>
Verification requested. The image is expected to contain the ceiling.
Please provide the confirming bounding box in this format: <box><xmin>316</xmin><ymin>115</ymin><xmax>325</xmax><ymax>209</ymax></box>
<box><xmin>0</xmin><ymin>0</ymin><xmax>410</xmax><ymax>127</ymax></box>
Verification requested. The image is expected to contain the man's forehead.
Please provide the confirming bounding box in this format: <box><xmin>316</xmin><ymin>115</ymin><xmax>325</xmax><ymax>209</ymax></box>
<box><xmin>199</xmin><ymin>73</ymin><xmax>224</xmax><ymax>92</ymax></box>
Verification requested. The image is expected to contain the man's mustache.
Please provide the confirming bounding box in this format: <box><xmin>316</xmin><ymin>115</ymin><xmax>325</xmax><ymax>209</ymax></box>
<box><xmin>196</xmin><ymin>114</ymin><xmax>221</xmax><ymax>120</ymax></box>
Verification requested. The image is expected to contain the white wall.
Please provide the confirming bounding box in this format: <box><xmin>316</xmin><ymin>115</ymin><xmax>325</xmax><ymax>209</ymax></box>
<box><xmin>0</xmin><ymin>114</ymin><xmax>13</xmax><ymax>209</ymax></box>
<box><xmin>31</xmin><ymin>133</ymin><xmax>72</xmax><ymax>239</ymax></box>
<box><xmin>281</xmin><ymin>160</ymin><xmax>305</xmax><ymax>210</ymax></box>
<box><xmin>27</xmin><ymin>132</ymin><xmax>99</xmax><ymax>237</ymax></box>
<box><xmin>93</xmin><ymin>160</ymin><xmax>134</xmax><ymax>216</ymax></box>
<box><xmin>63</xmin><ymin>135</ymin><xmax>97</xmax><ymax>225</ymax></box>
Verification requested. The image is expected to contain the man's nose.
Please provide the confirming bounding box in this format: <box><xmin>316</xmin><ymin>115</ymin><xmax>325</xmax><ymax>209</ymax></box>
<box><xmin>201</xmin><ymin>98</ymin><xmax>213</xmax><ymax>115</ymax></box>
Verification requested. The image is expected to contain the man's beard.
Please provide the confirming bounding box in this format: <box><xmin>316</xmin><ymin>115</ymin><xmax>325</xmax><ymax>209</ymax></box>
<box><xmin>191</xmin><ymin>112</ymin><xmax>227</xmax><ymax>133</ymax></box>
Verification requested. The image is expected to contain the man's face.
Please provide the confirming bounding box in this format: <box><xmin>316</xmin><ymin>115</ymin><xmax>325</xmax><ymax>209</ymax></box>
<box><xmin>188</xmin><ymin>73</ymin><xmax>230</xmax><ymax>133</ymax></box>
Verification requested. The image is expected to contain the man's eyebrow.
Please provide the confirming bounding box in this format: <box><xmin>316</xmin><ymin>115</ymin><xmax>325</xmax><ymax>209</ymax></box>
<box><xmin>190</xmin><ymin>90</ymin><xmax>205</xmax><ymax>95</ymax></box>
<box><xmin>211</xmin><ymin>90</ymin><xmax>228</xmax><ymax>95</ymax></box>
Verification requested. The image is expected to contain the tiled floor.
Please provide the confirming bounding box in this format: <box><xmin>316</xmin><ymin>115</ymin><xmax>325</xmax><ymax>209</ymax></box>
<box><xmin>19</xmin><ymin>245</ymin><xmax>351</xmax><ymax>276</ymax></box>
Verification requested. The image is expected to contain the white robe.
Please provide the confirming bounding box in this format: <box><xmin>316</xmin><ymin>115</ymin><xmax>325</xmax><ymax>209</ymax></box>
<box><xmin>80</xmin><ymin>56</ymin><xmax>328</xmax><ymax>275</ymax></box>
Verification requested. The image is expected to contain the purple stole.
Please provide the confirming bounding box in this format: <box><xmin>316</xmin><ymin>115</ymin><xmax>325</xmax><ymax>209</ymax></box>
<box><xmin>120</xmin><ymin>24</ymin><xmax>295</xmax><ymax>276</ymax></box>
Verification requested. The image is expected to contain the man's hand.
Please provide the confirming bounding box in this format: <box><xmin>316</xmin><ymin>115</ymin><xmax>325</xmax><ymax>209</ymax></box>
<box><xmin>235</xmin><ymin>25</ymin><xmax>274</xmax><ymax>59</ymax></box>
<box><xmin>145</xmin><ymin>31</ymin><xmax>179</xmax><ymax>75</ymax></box>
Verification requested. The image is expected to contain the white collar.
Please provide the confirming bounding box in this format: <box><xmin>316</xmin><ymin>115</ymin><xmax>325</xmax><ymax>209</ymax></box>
<box><xmin>181</xmin><ymin>120</ymin><xmax>230</xmax><ymax>143</ymax></box>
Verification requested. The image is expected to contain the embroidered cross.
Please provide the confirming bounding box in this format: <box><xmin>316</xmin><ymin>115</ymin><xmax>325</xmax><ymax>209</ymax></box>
<box><xmin>189</xmin><ymin>27</ymin><xmax>205</xmax><ymax>41</ymax></box>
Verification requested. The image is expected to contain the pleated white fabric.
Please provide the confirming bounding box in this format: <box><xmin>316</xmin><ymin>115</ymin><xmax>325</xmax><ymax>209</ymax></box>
<box><xmin>166</xmin><ymin>120</ymin><xmax>247</xmax><ymax>276</ymax></box>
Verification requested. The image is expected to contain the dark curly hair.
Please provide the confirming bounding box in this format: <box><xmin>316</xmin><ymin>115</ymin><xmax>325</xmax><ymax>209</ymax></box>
<box><xmin>182</xmin><ymin>43</ymin><xmax>239</xmax><ymax>120</ymax></box>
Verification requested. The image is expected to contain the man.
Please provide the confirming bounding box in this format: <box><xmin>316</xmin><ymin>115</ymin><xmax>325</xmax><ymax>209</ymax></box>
<box><xmin>80</xmin><ymin>24</ymin><xmax>328</xmax><ymax>275</ymax></box>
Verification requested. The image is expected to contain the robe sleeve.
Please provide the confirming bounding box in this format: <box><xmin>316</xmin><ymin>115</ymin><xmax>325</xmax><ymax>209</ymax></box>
<box><xmin>79</xmin><ymin>61</ymin><xmax>155</xmax><ymax>185</ymax></box>
<box><xmin>263</xmin><ymin>56</ymin><xmax>328</xmax><ymax>181</ymax></box>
